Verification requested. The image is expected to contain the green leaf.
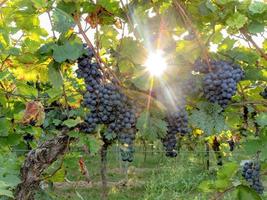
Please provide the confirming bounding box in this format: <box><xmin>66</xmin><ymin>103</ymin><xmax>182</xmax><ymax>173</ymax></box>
<box><xmin>236</xmin><ymin>185</ymin><xmax>262</xmax><ymax>200</ymax></box>
<box><xmin>0</xmin><ymin>70</ymin><xmax>10</xmax><ymax>81</ymax></box>
<box><xmin>0</xmin><ymin>181</ymin><xmax>9</xmax><ymax>189</ymax></box>
<box><xmin>0</xmin><ymin>188</ymin><xmax>14</xmax><ymax>198</ymax></box>
<box><xmin>52</xmin><ymin>40</ymin><xmax>83</xmax><ymax>63</ymax></box>
<box><xmin>16</xmin><ymin>82</ymin><xmax>38</xmax><ymax>98</ymax></box>
<box><xmin>229</xmin><ymin>48</ymin><xmax>259</xmax><ymax>64</ymax></box>
<box><xmin>49</xmin><ymin>167</ymin><xmax>65</xmax><ymax>182</ymax></box>
<box><xmin>226</xmin><ymin>12</ymin><xmax>247</xmax><ymax>29</ymax></box>
<box><xmin>52</xmin><ymin>8</ymin><xmax>75</xmax><ymax>33</ymax></box>
<box><xmin>214</xmin><ymin>179</ymin><xmax>230</xmax><ymax>190</ymax></box>
<box><xmin>38</xmin><ymin>42</ymin><xmax>57</xmax><ymax>55</ymax></box>
<box><xmin>255</xmin><ymin>113</ymin><xmax>267</xmax><ymax>127</ymax></box>
<box><xmin>198</xmin><ymin>180</ymin><xmax>214</xmax><ymax>192</ymax></box>
<box><xmin>53</xmin><ymin>119</ymin><xmax>62</xmax><ymax>126</ymax></box>
<box><xmin>99</xmin><ymin>25</ymin><xmax>119</xmax><ymax>47</ymax></box>
<box><xmin>48</xmin><ymin>61</ymin><xmax>63</xmax><ymax>89</ymax></box>
<box><xmin>205</xmin><ymin>0</ymin><xmax>217</xmax><ymax>12</ymax></box>
<box><xmin>31</xmin><ymin>0</ymin><xmax>47</xmax><ymax>9</ymax></box>
<box><xmin>83</xmin><ymin>135</ymin><xmax>101</xmax><ymax>154</ymax></box>
<box><xmin>217</xmin><ymin>162</ymin><xmax>238</xmax><ymax>179</ymax></box>
<box><xmin>46</xmin><ymin>88</ymin><xmax>62</xmax><ymax>99</ymax></box>
<box><xmin>14</xmin><ymin>12</ymin><xmax>40</xmax><ymax>31</ymax></box>
<box><xmin>244</xmin><ymin>68</ymin><xmax>267</xmax><ymax>81</ymax></box>
<box><xmin>118</xmin><ymin>37</ymin><xmax>147</xmax><ymax>65</ymax></box>
<box><xmin>63</xmin><ymin>118</ymin><xmax>82</xmax><ymax>128</ymax></box>
<box><xmin>118</xmin><ymin>59</ymin><xmax>135</xmax><ymax>74</ymax></box>
<box><xmin>98</xmin><ymin>0</ymin><xmax>120</xmax><ymax>14</ymax></box>
<box><xmin>249</xmin><ymin>2</ymin><xmax>267</xmax><ymax>14</ymax></box>
<box><xmin>189</xmin><ymin>102</ymin><xmax>227</xmax><ymax>135</ymax></box>
<box><xmin>248</xmin><ymin>22</ymin><xmax>265</xmax><ymax>34</ymax></box>
<box><xmin>0</xmin><ymin>174</ymin><xmax>20</xmax><ymax>187</ymax></box>
<box><xmin>243</xmin><ymin>134</ymin><xmax>267</xmax><ymax>159</ymax></box>
<box><xmin>137</xmin><ymin>111</ymin><xmax>167</xmax><ymax>141</ymax></box>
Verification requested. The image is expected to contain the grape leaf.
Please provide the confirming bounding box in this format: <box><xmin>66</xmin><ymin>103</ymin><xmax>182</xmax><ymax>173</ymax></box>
<box><xmin>248</xmin><ymin>21</ymin><xmax>265</xmax><ymax>34</ymax></box>
<box><xmin>137</xmin><ymin>111</ymin><xmax>167</xmax><ymax>141</ymax></box>
<box><xmin>63</xmin><ymin>118</ymin><xmax>82</xmax><ymax>128</ymax></box>
<box><xmin>255</xmin><ymin>113</ymin><xmax>267</xmax><ymax>127</ymax></box>
<box><xmin>117</xmin><ymin>37</ymin><xmax>146</xmax><ymax>65</ymax></box>
<box><xmin>217</xmin><ymin>162</ymin><xmax>238</xmax><ymax>179</ymax></box>
<box><xmin>236</xmin><ymin>185</ymin><xmax>262</xmax><ymax>200</ymax></box>
<box><xmin>0</xmin><ymin>188</ymin><xmax>14</xmax><ymax>198</ymax></box>
<box><xmin>226</xmin><ymin>12</ymin><xmax>247</xmax><ymax>29</ymax></box>
<box><xmin>31</xmin><ymin>0</ymin><xmax>47</xmax><ymax>9</ymax></box>
<box><xmin>48</xmin><ymin>61</ymin><xmax>63</xmax><ymax>89</ymax></box>
<box><xmin>249</xmin><ymin>2</ymin><xmax>267</xmax><ymax>14</ymax></box>
<box><xmin>189</xmin><ymin>102</ymin><xmax>228</xmax><ymax>135</ymax></box>
<box><xmin>52</xmin><ymin>40</ymin><xmax>83</xmax><ymax>63</ymax></box>
<box><xmin>52</xmin><ymin>8</ymin><xmax>75</xmax><ymax>33</ymax></box>
<box><xmin>16</xmin><ymin>82</ymin><xmax>38</xmax><ymax>98</ymax></box>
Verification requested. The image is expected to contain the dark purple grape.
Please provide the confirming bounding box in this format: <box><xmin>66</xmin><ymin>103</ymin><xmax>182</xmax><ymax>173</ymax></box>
<box><xmin>76</xmin><ymin>46</ymin><xmax>137</xmax><ymax>162</ymax></box>
<box><xmin>162</xmin><ymin>106</ymin><xmax>189</xmax><ymax>157</ymax></box>
<box><xmin>242</xmin><ymin>161</ymin><xmax>264</xmax><ymax>194</ymax></box>
<box><xmin>194</xmin><ymin>59</ymin><xmax>244</xmax><ymax>108</ymax></box>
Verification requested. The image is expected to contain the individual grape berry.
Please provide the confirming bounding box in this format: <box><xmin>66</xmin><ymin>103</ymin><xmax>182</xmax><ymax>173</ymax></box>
<box><xmin>242</xmin><ymin>161</ymin><xmax>264</xmax><ymax>194</ymax></box>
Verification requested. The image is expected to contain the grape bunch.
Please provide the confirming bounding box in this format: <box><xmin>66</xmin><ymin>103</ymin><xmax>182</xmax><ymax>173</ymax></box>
<box><xmin>194</xmin><ymin>59</ymin><xmax>244</xmax><ymax>108</ymax></box>
<box><xmin>162</xmin><ymin>106</ymin><xmax>189</xmax><ymax>157</ymax></box>
<box><xmin>260</xmin><ymin>87</ymin><xmax>267</xmax><ymax>99</ymax></box>
<box><xmin>76</xmin><ymin>47</ymin><xmax>137</xmax><ymax>162</ymax></box>
<box><xmin>180</xmin><ymin>75</ymin><xmax>202</xmax><ymax>96</ymax></box>
<box><xmin>242</xmin><ymin>161</ymin><xmax>264</xmax><ymax>194</ymax></box>
<box><xmin>227</xmin><ymin>139</ymin><xmax>235</xmax><ymax>151</ymax></box>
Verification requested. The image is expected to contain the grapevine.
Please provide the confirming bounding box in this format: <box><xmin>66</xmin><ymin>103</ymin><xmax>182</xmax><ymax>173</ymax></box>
<box><xmin>242</xmin><ymin>161</ymin><xmax>264</xmax><ymax>194</ymax></box>
<box><xmin>194</xmin><ymin>59</ymin><xmax>244</xmax><ymax>108</ymax></box>
<box><xmin>76</xmin><ymin>47</ymin><xmax>137</xmax><ymax>162</ymax></box>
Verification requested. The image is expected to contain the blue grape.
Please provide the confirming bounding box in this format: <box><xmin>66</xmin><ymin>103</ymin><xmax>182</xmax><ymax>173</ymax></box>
<box><xmin>242</xmin><ymin>161</ymin><xmax>264</xmax><ymax>194</ymax></box>
<box><xmin>76</xmin><ymin>46</ymin><xmax>137</xmax><ymax>162</ymax></box>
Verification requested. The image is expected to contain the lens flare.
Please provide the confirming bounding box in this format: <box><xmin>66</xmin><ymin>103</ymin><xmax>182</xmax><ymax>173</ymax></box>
<box><xmin>145</xmin><ymin>50</ymin><xmax>167</xmax><ymax>76</ymax></box>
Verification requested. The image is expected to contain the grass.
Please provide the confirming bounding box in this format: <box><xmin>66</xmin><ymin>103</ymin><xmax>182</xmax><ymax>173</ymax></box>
<box><xmin>39</xmin><ymin>145</ymin><xmax>267</xmax><ymax>200</ymax></box>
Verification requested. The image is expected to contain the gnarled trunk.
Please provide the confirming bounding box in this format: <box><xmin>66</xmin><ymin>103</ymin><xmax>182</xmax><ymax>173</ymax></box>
<box><xmin>15</xmin><ymin>134</ymin><xmax>71</xmax><ymax>200</ymax></box>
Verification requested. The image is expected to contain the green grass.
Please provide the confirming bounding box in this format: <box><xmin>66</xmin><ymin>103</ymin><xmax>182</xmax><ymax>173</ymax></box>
<box><xmin>40</xmin><ymin>146</ymin><xmax>267</xmax><ymax>200</ymax></box>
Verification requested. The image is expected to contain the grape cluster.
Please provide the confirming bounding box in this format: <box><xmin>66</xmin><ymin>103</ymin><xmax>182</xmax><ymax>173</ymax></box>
<box><xmin>260</xmin><ymin>87</ymin><xmax>267</xmax><ymax>99</ymax></box>
<box><xmin>180</xmin><ymin>75</ymin><xmax>202</xmax><ymax>96</ymax></box>
<box><xmin>194</xmin><ymin>59</ymin><xmax>244</xmax><ymax>108</ymax></box>
<box><xmin>242</xmin><ymin>161</ymin><xmax>264</xmax><ymax>194</ymax></box>
<box><xmin>162</xmin><ymin>106</ymin><xmax>189</xmax><ymax>157</ymax></box>
<box><xmin>76</xmin><ymin>47</ymin><xmax>136</xmax><ymax>162</ymax></box>
<box><xmin>227</xmin><ymin>139</ymin><xmax>235</xmax><ymax>151</ymax></box>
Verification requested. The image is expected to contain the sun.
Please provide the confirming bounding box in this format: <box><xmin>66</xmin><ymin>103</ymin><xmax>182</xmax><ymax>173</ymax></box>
<box><xmin>145</xmin><ymin>50</ymin><xmax>167</xmax><ymax>77</ymax></box>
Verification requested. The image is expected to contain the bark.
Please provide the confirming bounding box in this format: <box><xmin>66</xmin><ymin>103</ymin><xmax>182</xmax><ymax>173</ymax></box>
<box><xmin>100</xmin><ymin>142</ymin><xmax>109</xmax><ymax>200</ymax></box>
<box><xmin>15</xmin><ymin>134</ymin><xmax>71</xmax><ymax>200</ymax></box>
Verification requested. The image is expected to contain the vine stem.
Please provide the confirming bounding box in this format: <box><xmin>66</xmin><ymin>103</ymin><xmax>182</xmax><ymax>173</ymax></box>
<box><xmin>73</xmin><ymin>14</ymin><xmax>122</xmax><ymax>85</ymax></box>
<box><xmin>240</xmin><ymin>28</ymin><xmax>267</xmax><ymax>61</ymax></box>
<box><xmin>119</xmin><ymin>0</ymin><xmax>141</xmax><ymax>40</ymax></box>
<box><xmin>100</xmin><ymin>142</ymin><xmax>109</xmax><ymax>200</ymax></box>
<box><xmin>210</xmin><ymin>186</ymin><xmax>235</xmax><ymax>200</ymax></box>
<box><xmin>172</xmin><ymin>0</ymin><xmax>212</xmax><ymax>71</ymax></box>
<box><xmin>47</xmin><ymin>10</ymin><xmax>56</xmax><ymax>39</ymax></box>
